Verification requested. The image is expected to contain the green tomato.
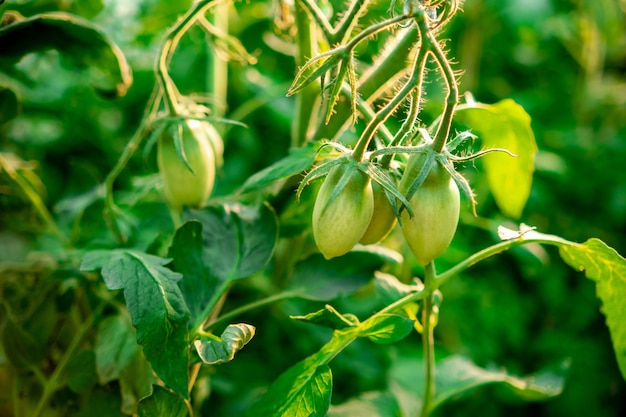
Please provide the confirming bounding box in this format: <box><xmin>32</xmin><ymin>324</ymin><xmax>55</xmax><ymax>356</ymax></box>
<box><xmin>157</xmin><ymin>120</ymin><xmax>216</xmax><ymax>209</ymax></box>
<box><xmin>399</xmin><ymin>154</ymin><xmax>460</xmax><ymax>266</ymax></box>
<box><xmin>312</xmin><ymin>163</ymin><xmax>374</xmax><ymax>259</ymax></box>
<box><xmin>359</xmin><ymin>182</ymin><xmax>397</xmax><ymax>245</ymax></box>
<box><xmin>187</xmin><ymin>119</ymin><xmax>224</xmax><ymax>168</ymax></box>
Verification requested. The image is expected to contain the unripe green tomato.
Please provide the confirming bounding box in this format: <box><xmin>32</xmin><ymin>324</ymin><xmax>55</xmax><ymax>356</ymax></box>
<box><xmin>157</xmin><ymin>120</ymin><xmax>216</xmax><ymax>209</ymax></box>
<box><xmin>399</xmin><ymin>154</ymin><xmax>460</xmax><ymax>266</ymax></box>
<box><xmin>187</xmin><ymin>119</ymin><xmax>224</xmax><ymax>168</ymax></box>
<box><xmin>359</xmin><ymin>182</ymin><xmax>397</xmax><ymax>245</ymax></box>
<box><xmin>312</xmin><ymin>164</ymin><xmax>374</xmax><ymax>259</ymax></box>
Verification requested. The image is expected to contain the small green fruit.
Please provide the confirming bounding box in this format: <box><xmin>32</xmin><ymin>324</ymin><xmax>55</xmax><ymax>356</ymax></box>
<box><xmin>359</xmin><ymin>182</ymin><xmax>397</xmax><ymax>245</ymax></box>
<box><xmin>399</xmin><ymin>154</ymin><xmax>460</xmax><ymax>265</ymax></box>
<box><xmin>312</xmin><ymin>163</ymin><xmax>374</xmax><ymax>259</ymax></box>
<box><xmin>157</xmin><ymin>120</ymin><xmax>216</xmax><ymax>209</ymax></box>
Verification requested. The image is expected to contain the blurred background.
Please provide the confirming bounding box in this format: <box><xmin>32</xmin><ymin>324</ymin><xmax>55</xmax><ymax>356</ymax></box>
<box><xmin>1</xmin><ymin>0</ymin><xmax>625</xmax><ymax>416</ymax></box>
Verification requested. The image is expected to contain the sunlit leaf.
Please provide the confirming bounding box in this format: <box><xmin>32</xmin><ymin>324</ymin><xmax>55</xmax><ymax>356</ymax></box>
<box><xmin>239</xmin><ymin>142</ymin><xmax>318</xmax><ymax>194</ymax></box>
<box><xmin>358</xmin><ymin>314</ymin><xmax>414</xmax><ymax>344</ymax></box>
<box><xmin>81</xmin><ymin>250</ymin><xmax>190</xmax><ymax>398</ymax></box>
<box><xmin>374</xmin><ymin>271</ymin><xmax>424</xmax><ymax>305</ymax></box>
<box><xmin>194</xmin><ymin>323</ymin><xmax>255</xmax><ymax>365</ymax></box>
<box><xmin>559</xmin><ymin>238</ymin><xmax>626</xmax><ymax>380</ymax></box>
<box><xmin>290</xmin><ymin>304</ymin><xmax>360</xmax><ymax>330</ymax></box>
<box><xmin>137</xmin><ymin>385</ymin><xmax>188</xmax><ymax>417</ymax></box>
<box><xmin>0</xmin><ymin>11</ymin><xmax>132</xmax><ymax>97</ymax></box>
<box><xmin>248</xmin><ymin>354</ymin><xmax>333</xmax><ymax>417</ymax></box>
<box><xmin>455</xmin><ymin>99</ymin><xmax>537</xmax><ymax>218</ymax></box>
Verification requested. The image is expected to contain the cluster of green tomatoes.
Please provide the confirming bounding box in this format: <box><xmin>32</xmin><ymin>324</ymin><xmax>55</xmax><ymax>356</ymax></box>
<box><xmin>311</xmin><ymin>148</ymin><xmax>461</xmax><ymax>266</ymax></box>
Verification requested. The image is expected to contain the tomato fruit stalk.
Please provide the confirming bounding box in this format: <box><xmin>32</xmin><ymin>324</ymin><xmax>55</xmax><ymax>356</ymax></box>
<box><xmin>157</xmin><ymin>120</ymin><xmax>217</xmax><ymax>209</ymax></box>
<box><xmin>399</xmin><ymin>154</ymin><xmax>460</xmax><ymax>266</ymax></box>
<box><xmin>313</xmin><ymin>163</ymin><xmax>374</xmax><ymax>259</ymax></box>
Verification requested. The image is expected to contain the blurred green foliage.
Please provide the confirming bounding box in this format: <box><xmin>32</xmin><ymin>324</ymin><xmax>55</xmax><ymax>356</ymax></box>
<box><xmin>1</xmin><ymin>0</ymin><xmax>625</xmax><ymax>416</ymax></box>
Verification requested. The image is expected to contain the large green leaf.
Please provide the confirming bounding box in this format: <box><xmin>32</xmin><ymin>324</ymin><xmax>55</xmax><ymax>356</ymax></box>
<box><xmin>248</xmin><ymin>354</ymin><xmax>333</xmax><ymax>417</ymax></box>
<box><xmin>81</xmin><ymin>250</ymin><xmax>190</xmax><ymax>398</ymax></box>
<box><xmin>390</xmin><ymin>354</ymin><xmax>568</xmax><ymax>416</ymax></box>
<box><xmin>0</xmin><ymin>11</ymin><xmax>132</xmax><ymax>97</ymax></box>
<box><xmin>168</xmin><ymin>220</ymin><xmax>218</xmax><ymax>324</ymax></box>
<box><xmin>137</xmin><ymin>385</ymin><xmax>188</xmax><ymax>417</ymax></box>
<box><xmin>286</xmin><ymin>251</ymin><xmax>387</xmax><ymax>301</ymax></box>
<box><xmin>455</xmin><ymin>99</ymin><xmax>537</xmax><ymax>218</ymax></box>
<box><xmin>559</xmin><ymin>238</ymin><xmax>626</xmax><ymax>380</ymax></box>
<box><xmin>183</xmin><ymin>203</ymin><xmax>278</xmax><ymax>282</ymax></box>
<box><xmin>194</xmin><ymin>323</ymin><xmax>255</xmax><ymax>365</ymax></box>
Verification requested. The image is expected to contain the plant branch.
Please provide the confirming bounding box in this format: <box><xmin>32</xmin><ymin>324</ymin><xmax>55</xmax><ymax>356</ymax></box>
<box><xmin>292</xmin><ymin>0</ymin><xmax>319</xmax><ymax>146</ymax></box>
<box><xmin>420</xmin><ymin>261</ymin><xmax>437</xmax><ymax>417</ymax></box>
<box><xmin>31</xmin><ymin>300</ymin><xmax>106</xmax><ymax>417</ymax></box>
<box><xmin>297</xmin><ymin>0</ymin><xmax>334</xmax><ymax>41</ymax></box>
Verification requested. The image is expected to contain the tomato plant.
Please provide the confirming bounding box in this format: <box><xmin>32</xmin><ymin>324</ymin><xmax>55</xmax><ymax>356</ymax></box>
<box><xmin>1</xmin><ymin>1</ymin><xmax>626</xmax><ymax>417</ymax></box>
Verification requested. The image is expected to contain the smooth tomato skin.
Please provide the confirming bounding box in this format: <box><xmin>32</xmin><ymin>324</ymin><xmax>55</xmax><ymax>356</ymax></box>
<box><xmin>399</xmin><ymin>154</ymin><xmax>460</xmax><ymax>265</ymax></box>
<box><xmin>187</xmin><ymin>119</ymin><xmax>224</xmax><ymax>168</ymax></box>
<box><xmin>157</xmin><ymin>120</ymin><xmax>216</xmax><ymax>209</ymax></box>
<box><xmin>313</xmin><ymin>164</ymin><xmax>374</xmax><ymax>259</ymax></box>
<box><xmin>359</xmin><ymin>182</ymin><xmax>397</xmax><ymax>245</ymax></box>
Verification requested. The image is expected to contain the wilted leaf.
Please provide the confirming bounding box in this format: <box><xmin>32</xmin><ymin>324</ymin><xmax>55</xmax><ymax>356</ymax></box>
<box><xmin>194</xmin><ymin>323</ymin><xmax>255</xmax><ymax>365</ymax></box>
<box><xmin>0</xmin><ymin>11</ymin><xmax>132</xmax><ymax>97</ymax></box>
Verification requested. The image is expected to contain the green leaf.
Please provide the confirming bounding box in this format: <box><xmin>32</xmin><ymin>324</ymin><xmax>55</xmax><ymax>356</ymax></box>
<box><xmin>0</xmin><ymin>86</ymin><xmax>19</xmax><ymax>126</ymax></box>
<box><xmin>358</xmin><ymin>314</ymin><xmax>414</xmax><ymax>344</ymax></box>
<box><xmin>455</xmin><ymin>99</ymin><xmax>537</xmax><ymax>218</ymax></box>
<box><xmin>286</xmin><ymin>251</ymin><xmax>386</xmax><ymax>301</ymax></box>
<box><xmin>65</xmin><ymin>350</ymin><xmax>98</xmax><ymax>394</ymax></box>
<box><xmin>95</xmin><ymin>314</ymin><xmax>141</xmax><ymax>384</ymax></box>
<box><xmin>559</xmin><ymin>238</ymin><xmax>626</xmax><ymax>380</ymax></box>
<box><xmin>0</xmin><ymin>11</ymin><xmax>132</xmax><ymax>97</ymax></box>
<box><xmin>390</xmin><ymin>354</ymin><xmax>568</xmax><ymax>416</ymax></box>
<box><xmin>432</xmin><ymin>356</ymin><xmax>568</xmax><ymax>408</ymax></box>
<box><xmin>239</xmin><ymin>143</ymin><xmax>318</xmax><ymax>194</ymax></box>
<box><xmin>81</xmin><ymin>250</ymin><xmax>190</xmax><ymax>398</ymax></box>
<box><xmin>168</xmin><ymin>220</ymin><xmax>218</xmax><ymax>324</ymax></box>
<box><xmin>248</xmin><ymin>354</ymin><xmax>333</xmax><ymax>417</ymax></box>
<box><xmin>194</xmin><ymin>323</ymin><xmax>255</xmax><ymax>365</ymax></box>
<box><xmin>137</xmin><ymin>385</ymin><xmax>188</xmax><ymax>417</ymax></box>
<box><xmin>328</xmin><ymin>391</ymin><xmax>401</xmax><ymax>417</ymax></box>
<box><xmin>291</xmin><ymin>305</ymin><xmax>360</xmax><ymax>330</ymax></box>
<box><xmin>374</xmin><ymin>272</ymin><xmax>425</xmax><ymax>305</ymax></box>
<box><xmin>0</xmin><ymin>304</ymin><xmax>45</xmax><ymax>369</ymax></box>
<box><xmin>184</xmin><ymin>203</ymin><xmax>278</xmax><ymax>282</ymax></box>
<box><xmin>119</xmin><ymin>348</ymin><xmax>157</xmax><ymax>415</ymax></box>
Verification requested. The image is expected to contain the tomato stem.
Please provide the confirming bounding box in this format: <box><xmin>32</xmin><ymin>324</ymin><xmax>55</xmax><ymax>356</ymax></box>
<box><xmin>420</xmin><ymin>261</ymin><xmax>437</xmax><ymax>417</ymax></box>
<box><xmin>292</xmin><ymin>0</ymin><xmax>319</xmax><ymax>147</ymax></box>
